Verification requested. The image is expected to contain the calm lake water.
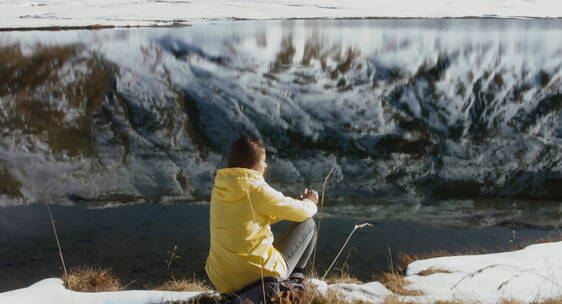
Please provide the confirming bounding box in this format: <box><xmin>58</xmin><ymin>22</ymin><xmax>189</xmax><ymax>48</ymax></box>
<box><xmin>0</xmin><ymin>18</ymin><xmax>561</xmax><ymax>291</ymax></box>
<box><xmin>0</xmin><ymin>203</ymin><xmax>559</xmax><ymax>291</ymax></box>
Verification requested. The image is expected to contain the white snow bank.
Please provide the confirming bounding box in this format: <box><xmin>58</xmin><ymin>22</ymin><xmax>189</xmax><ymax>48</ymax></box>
<box><xmin>403</xmin><ymin>241</ymin><xmax>562</xmax><ymax>303</ymax></box>
<box><xmin>0</xmin><ymin>278</ymin><xmax>203</xmax><ymax>304</ymax></box>
<box><xmin>2</xmin><ymin>242</ymin><xmax>561</xmax><ymax>304</ymax></box>
<box><xmin>0</xmin><ymin>0</ymin><xmax>561</xmax><ymax>29</ymax></box>
<box><xmin>316</xmin><ymin>241</ymin><xmax>562</xmax><ymax>303</ymax></box>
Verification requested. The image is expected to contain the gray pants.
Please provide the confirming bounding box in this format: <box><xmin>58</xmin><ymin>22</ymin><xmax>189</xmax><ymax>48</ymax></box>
<box><xmin>273</xmin><ymin>218</ymin><xmax>317</xmax><ymax>278</ymax></box>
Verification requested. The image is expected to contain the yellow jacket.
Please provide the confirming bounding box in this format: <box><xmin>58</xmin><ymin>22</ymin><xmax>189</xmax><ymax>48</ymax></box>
<box><xmin>205</xmin><ymin>168</ymin><xmax>317</xmax><ymax>294</ymax></box>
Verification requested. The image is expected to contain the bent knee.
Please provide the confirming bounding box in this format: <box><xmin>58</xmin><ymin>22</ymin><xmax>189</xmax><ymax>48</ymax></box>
<box><xmin>301</xmin><ymin>217</ymin><xmax>316</xmax><ymax>231</ymax></box>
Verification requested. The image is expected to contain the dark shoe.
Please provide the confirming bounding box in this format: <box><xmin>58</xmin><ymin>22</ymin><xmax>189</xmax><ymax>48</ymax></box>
<box><xmin>288</xmin><ymin>271</ymin><xmax>304</xmax><ymax>283</ymax></box>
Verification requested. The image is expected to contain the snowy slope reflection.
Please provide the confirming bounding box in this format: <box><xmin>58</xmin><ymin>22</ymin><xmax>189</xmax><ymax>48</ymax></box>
<box><xmin>0</xmin><ymin>19</ymin><xmax>561</xmax><ymax>228</ymax></box>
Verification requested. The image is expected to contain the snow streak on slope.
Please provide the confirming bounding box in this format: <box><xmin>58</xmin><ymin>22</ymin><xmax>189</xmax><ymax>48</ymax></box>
<box><xmin>0</xmin><ymin>19</ymin><xmax>561</xmax><ymax>227</ymax></box>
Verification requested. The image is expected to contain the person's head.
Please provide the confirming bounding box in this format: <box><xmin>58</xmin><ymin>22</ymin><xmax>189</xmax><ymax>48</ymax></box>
<box><xmin>227</xmin><ymin>136</ymin><xmax>267</xmax><ymax>174</ymax></box>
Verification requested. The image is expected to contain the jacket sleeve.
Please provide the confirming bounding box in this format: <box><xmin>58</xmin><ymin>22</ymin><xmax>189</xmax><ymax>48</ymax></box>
<box><xmin>251</xmin><ymin>183</ymin><xmax>317</xmax><ymax>222</ymax></box>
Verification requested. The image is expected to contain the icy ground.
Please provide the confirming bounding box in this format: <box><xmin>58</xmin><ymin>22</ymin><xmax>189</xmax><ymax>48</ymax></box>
<box><xmin>0</xmin><ymin>0</ymin><xmax>561</xmax><ymax>29</ymax></box>
<box><xmin>1</xmin><ymin>241</ymin><xmax>561</xmax><ymax>304</ymax></box>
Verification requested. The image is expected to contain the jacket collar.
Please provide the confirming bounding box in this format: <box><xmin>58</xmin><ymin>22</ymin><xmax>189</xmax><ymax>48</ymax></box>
<box><xmin>216</xmin><ymin>167</ymin><xmax>264</xmax><ymax>180</ymax></box>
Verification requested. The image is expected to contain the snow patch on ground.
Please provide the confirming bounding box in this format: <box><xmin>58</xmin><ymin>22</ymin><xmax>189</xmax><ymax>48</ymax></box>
<box><xmin>2</xmin><ymin>242</ymin><xmax>561</xmax><ymax>303</ymax></box>
<box><xmin>404</xmin><ymin>241</ymin><xmax>562</xmax><ymax>303</ymax></box>
<box><xmin>0</xmin><ymin>0</ymin><xmax>561</xmax><ymax>29</ymax></box>
<box><xmin>0</xmin><ymin>278</ymin><xmax>202</xmax><ymax>304</ymax></box>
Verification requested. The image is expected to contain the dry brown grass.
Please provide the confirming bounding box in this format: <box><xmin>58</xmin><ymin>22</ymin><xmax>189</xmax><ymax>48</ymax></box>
<box><xmin>168</xmin><ymin>293</ymin><xmax>222</xmax><ymax>304</ymax></box>
<box><xmin>415</xmin><ymin>267</ymin><xmax>452</xmax><ymax>276</ymax></box>
<box><xmin>306</xmin><ymin>267</ymin><xmax>364</xmax><ymax>285</ymax></box>
<box><xmin>62</xmin><ymin>266</ymin><xmax>123</xmax><ymax>292</ymax></box>
<box><xmin>533</xmin><ymin>297</ymin><xmax>562</xmax><ymax>304</ymax></box>
<box><xmin>511</xmin><ymin>235</ymin><xmax>562</xmax><ymax>251</ymax></box>
<box><xmin>0</xmin><ymin>44</ymin><xmax>76</xmax><ymax>95</ymax></box>
<box><xmin>382</xmin><ymin>295</ymin><xmax>419</xmax><ymax>304</ymax></box>
<box><xmin>0</xmin><ymin>44</ymin><xmax>115</xmax><ymax>157</ymax></box>
<box><xmin>499</xmin><ymin>297</ymin><xmax>562</xmax><ymax>304</ymax></box>
<box><xmin>324</xmin><ymin>273</ymin><xmax>364</xmax><ymax>285</ymax></box>
<box><xmin>156</xmin><ymin>278</ymin><xmax>213</xmax><ymax>292</ymax></box>
<box><xmin>0</xmin><ymin>162</ymin><xmax>22</xmax><ymax>197</ymax></box>
<box><xmin>375</xmin><ymin>273</ymin><xmax>424</xmax><ymax>296</ymax></box>
<box><xmin>500</xmin><ymin>300</ymin><xmax>524</xmax><ymax>304</ymax></box>
<box><xmin>396</xmin><ymin>249</ymin><xmax>480</xmax><ymax>275</ymax></box>
<box><xmin>500</xmin><ymin>298</ymin><xmax>562</xmax><ymax>304</ymax></box>
<box><xmin>300</xmin><ymin>289</ymin><xmax>370</xmax><ymax>304</ymax></box>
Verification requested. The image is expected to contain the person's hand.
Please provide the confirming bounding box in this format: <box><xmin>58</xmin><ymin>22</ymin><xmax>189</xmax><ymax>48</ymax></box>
<box><xmin>298</xmin><ymin>188</ymin><xmax>318</xmax><ymax>204</ymax></box>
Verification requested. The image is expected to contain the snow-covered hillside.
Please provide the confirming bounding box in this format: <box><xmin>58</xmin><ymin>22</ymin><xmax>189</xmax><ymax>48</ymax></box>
<box><xmin>0</xmin><ymin>19</ymin><xmax>561</xmax><ymax>227</ymax></box>
<box><xmin>0</xmin><ymin>0</ymin><xmax>562</xmax><ymax>29</ymax></box>
<box><xmin>2</xmin><ymin>241</ymin><xmax>561</xmax><ymax>304</ymax></box>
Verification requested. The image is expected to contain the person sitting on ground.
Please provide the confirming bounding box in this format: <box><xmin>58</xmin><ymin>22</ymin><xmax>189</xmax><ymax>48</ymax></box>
<box><xmin>205</xmin><ymin>136</ymin><xmax>318</xmax><ymax>295</ymax></box>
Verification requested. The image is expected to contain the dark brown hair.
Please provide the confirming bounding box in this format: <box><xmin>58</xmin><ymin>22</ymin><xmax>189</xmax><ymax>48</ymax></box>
<box><xmin>227</xmin><ymin>136</ymin><xmax>265</xmax><ymax>169</ymax></box>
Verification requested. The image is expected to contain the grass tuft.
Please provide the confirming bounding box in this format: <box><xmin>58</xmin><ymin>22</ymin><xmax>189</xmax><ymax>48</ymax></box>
<box><xmin>300</xmin><ymin>289</ymin><xmax>369</xmax><ymax>304</ymax></box>
<box><xmin>531</xmin><ymin>297</ymin><xmax>562</xmax><ymax>304</ymax></box>
<box><xmin>324</xmin><ymin>273</ymin><xmax>364</xmax><ymax>285</ymax></box>
<box><xmin>500</xmin><ymin>300</ymin><xmax>524</xmax><ymax>304</ymax></box>
<box><xmin>307</xmin><ymin>270</ymin><xmax>364</xmax><ymax>285</ymax></box>
<box><xmin>156</xmin><ymin>278</ymin><xmax>212</xmax><ymax>292</ymax></box>
<box><xmin>396</xmin><ymin>250</ymin><xmax>479</xmax><ymax>274</ymax></box>
<box><xmin>375</xmin><ymin>273</ymin><xmax>424</xmax><ymax>296</ymax></box>
<box><xmin>415</xmin><ymin>267</ymin><xmax>452</xmax><ymax>276</ymax></box>
<box><xmin>382</xmin><ymin>295</ymin><xmax>419</xmax><ymax>304</ymax></box>
<box><xmin>62</xmin><ymin>266</ymin><xmax>123</xmax><ymax>292</ymax></box>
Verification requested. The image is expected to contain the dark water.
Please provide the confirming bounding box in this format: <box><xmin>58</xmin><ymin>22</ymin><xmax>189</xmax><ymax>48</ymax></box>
<box><xmin>0</xmin><ymin>203</ymin><xmax>559</xmax><ymax>292</ymax></box>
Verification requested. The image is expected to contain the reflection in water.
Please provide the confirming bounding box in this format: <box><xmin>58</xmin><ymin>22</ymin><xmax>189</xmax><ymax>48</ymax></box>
<box><xmin>0</xmin><ymin>44</ymin><xmax>113</xmax><ymax>157</ymax></box>
<box><xmin>271</xmin><ymin>35</ymin><xmax>296</xmax><ymax>72</ymax></box>
<box><xmin>0</xmin><ymin>203</ymin><xmax>559</xmax><ymax>291</ymax></box>
<box><xmin>0</xmin><ymin>19</ymin><xmax>560</xmax><ymax>229</ymax></box>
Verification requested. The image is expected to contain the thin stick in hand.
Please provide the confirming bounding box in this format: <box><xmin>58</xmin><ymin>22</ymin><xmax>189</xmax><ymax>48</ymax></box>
<box><xmin>311</xmin><ymin>167</ymin><xmax>335</xmax><ymax>274</ymax></box>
